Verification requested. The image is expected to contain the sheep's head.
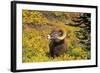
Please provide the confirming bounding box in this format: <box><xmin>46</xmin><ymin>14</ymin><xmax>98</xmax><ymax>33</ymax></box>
<box><xmin>48</xmin><ymin>28</ymin><xmax>66</xmax><ymax>42</ymax></box>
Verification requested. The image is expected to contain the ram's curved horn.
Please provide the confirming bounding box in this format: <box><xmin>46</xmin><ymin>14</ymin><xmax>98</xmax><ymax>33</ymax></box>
<box><xmin>57</xmin><ymin>28</ymin><xmax>66</xmax><ymax>40</ymax></box>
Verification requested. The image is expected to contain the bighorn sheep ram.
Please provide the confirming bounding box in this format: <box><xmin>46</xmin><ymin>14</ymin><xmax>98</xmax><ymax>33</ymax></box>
<box><xmin>48</xmin><ymin>28</ymin><xmax>67</xmax><ymax>58</ymax></box>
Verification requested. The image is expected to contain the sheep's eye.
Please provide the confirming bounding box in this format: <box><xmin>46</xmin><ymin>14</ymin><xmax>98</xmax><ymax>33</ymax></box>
<box><xmin>55</xmin><ymin>34</ymin><xmax>58</xmax><ymax>36</ymax></box>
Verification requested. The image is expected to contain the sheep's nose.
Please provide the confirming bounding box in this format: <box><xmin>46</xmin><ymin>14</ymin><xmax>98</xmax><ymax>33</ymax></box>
<box><xmin>47</xmin><ymin>35</ymin><xmax>51</xmax><ymax>40</ymax></box>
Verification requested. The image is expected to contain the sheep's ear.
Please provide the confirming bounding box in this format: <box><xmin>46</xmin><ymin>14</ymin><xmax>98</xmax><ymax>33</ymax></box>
<box><xmin>47</xmin><ymin>35</ymin><xmax>51</xmax><ymax>39</ymax></box>
<box><xmin>57</xmin><ymin>29</ymin><xmax>66</xmax><ymax>40</ymax></box>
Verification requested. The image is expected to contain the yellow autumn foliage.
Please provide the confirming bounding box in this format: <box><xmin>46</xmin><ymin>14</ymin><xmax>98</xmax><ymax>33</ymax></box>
<box><xmin>22</xmin><ymin>10</ymin><xmax>91</xmax><ymax>63</ymax></box>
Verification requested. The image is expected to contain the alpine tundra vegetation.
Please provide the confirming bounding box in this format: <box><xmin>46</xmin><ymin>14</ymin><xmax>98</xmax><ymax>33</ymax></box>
<box><xmin>22</xmin><ymin>10</ymin><xmax>91</xmax><ymax>63</ymax></box>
